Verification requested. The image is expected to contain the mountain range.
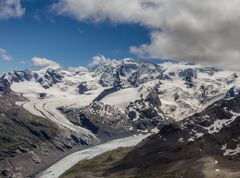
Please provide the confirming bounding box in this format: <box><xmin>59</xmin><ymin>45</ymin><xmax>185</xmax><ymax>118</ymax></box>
<box><xmin>0</xmin><ymin>59</ymin><xmax>240</xmax><ymax>177</ymax></box>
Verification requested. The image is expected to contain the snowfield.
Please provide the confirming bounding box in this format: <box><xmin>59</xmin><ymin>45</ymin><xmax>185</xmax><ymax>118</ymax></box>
<box><xmin>101</xmin><ymin>87</ymin><xmax>141</xmax><ymax>109</ymax></box>
<box><xmin>35</xmin><ymin>134</ymin><xmax>150</xmax><ymax>178</ymax></box>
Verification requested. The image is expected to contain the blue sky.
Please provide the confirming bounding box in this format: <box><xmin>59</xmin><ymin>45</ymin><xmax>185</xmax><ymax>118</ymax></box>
<box><xmin>0</xmin><ymin>0</ymin><xmax>150</xmax><ymax>72</ymax></box>
<box><xmin>1</xmin><ymin>0</ymin><xmax>240</xmax><ymax>71</ymax></box>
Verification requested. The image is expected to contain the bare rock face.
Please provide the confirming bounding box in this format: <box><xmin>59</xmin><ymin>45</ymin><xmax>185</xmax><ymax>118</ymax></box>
<box><xmin>93</xmin><ymin>86</ymin><xmax>121</xmax><ymax>102</ymax></box>
<box><xmin>225</xmin><ymin>86</ymin><xmax>240</xmax><ymax>98</ymax></box>
<box><xmin>0</xmin><ymin>78</ymin><xmax>11</xmax><ymax>93</ymax></box>
<box><xmin>145</xmin><ymin>90</ymin><xmax>162</xmax><ymax>107</ymax></box>
<box><xmin>39</xmin><ymin>93</ymin><xmax>47</xmax><ymax>99</ymax></box>
<box><xmin>159</xmin><ymin>123</ymin><xmax>181</xmax><ymax>136</ymax></box>
<box><xmin>178</xmin><ymin>68</ymin><xmax>197</xmax><ymax>87</ymax></box>
<box><xmin>78</xmin><ymin>82</ymin><xmax>89</xmax><ymax>94</ymax></box>
<box><xmin>0</xmin><ymin>85</ymin><xmax>10</xmax><ymax>93</ymax></box>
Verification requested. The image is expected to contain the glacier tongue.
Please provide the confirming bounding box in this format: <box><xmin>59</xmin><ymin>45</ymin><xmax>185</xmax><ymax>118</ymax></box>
<box><xmin>36</xmin><ymin>134</ymin><xmax>150</xmax><ymax>178</ymax></box>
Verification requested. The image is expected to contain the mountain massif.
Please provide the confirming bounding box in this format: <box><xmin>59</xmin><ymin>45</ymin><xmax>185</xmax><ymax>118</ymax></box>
<box><xmin>0</xmin><ymin>59</ymin><xmax>240</xmax><ymax>177</ymax></box>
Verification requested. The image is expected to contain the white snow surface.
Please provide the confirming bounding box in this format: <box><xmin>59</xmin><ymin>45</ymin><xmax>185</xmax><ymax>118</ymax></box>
<box><xmin>101</xmin><ymin>87</ymin><xmax>141</xmax><ymax>109</ymax></box>
<box><xmin>223</xmin><ymin>144</ymin><xmax>240</xmax><ymax>156</ymax></box>
<box><xmin>36</xmin><ymin>134</ymin><xmax>150</xmax><ymax>178</ymax></box>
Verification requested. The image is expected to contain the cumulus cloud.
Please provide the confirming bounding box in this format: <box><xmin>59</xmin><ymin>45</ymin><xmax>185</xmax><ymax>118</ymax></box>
<box><xmin>88</xmin><ymin>55</ymin><xmax>112</xmax><ymax>69</ymax></box>
<box><xmin>0</xmin><ymin>48</ymin><xmax>12</xmax><ymax>61</ymax></box>
<box><xmin>53</xmin><ymin>0</ymin><xmax>240</xmax><ymax>70</ymax></box>
<box><xmin>31</xmin><ymin>57</ymin><xmax>60</xmax><ymax>68</ymax></box>
<box><xmin>0</xmin><ymin>0</ymin><xmax>25</xmax><ymax>20</ymax></box>
<box><xmin>68</xmin><ymin>66</ymin><xmax>88</xmax><ymax>73</ymax></box>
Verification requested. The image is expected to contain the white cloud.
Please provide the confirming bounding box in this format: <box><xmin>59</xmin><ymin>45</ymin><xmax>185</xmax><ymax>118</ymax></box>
<box><xmin>53</xmin><ymin>0</ymin><xmax>240</xmax><ymax>70</ymax></box>
<box><xmin>0</xmin><ymin>0</ymin><xmax>25</xmax><ymax>20</ymax></box>
<box><xmin>31</xmin><ymin>57</ymin><xmax>60</xmax><ymax>68</ymax></box>
<box><xmin>68</xmin><ymin>66</ymin><xmax>88</xmax><ymax>72</ymax></box>
<box><xmin>88</xmin><ymin>55</ymin><xmax>111</xmax><ymax>69</ymax></box>
<box><xmin>0</xmin><ymin>48</ymin><xmax>12</xmax><ymax>61</ymax></box>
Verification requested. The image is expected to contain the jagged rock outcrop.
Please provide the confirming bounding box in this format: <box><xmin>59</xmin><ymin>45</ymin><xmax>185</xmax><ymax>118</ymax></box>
<box><xmin>225</xmin><ymin>87</ymin><xmax>240</xmax><ymax>98</ymax></box>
